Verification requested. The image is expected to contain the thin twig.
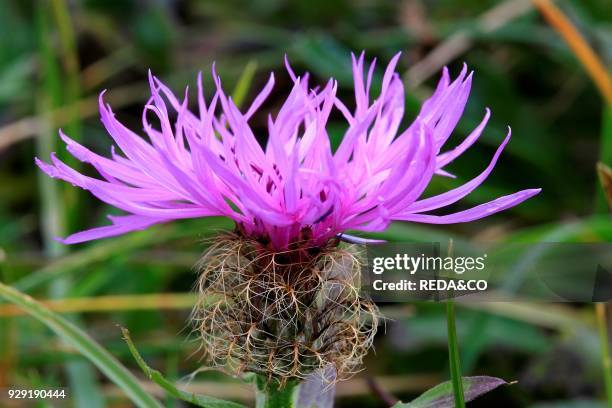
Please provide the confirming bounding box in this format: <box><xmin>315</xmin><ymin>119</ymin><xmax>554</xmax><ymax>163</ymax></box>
<box><xmin>365</xmin><ymin>376</ymin><xmax>398</xmax><ymax>407</ymax></box>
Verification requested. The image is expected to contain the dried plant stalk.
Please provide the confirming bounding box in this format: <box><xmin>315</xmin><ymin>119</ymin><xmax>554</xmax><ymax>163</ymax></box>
<box><xmin>598</xmin><ymin>162</ymin><xmax>612</xmax><ymax>210</ymax></box>
<box><xmin>191</xmin><ymin>232</ymin><xmax>379</xmax><ymax>385</ymax></box>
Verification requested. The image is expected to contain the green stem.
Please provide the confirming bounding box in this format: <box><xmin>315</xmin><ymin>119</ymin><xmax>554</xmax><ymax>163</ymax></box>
<box><xmin>447</xmin><ymin>300</ymin><xmax>466</xmax><ymax>408</ymax></box>
<box><xmin>596</xmin><ymin>303</ymin><xmax>612</xmax><ymax>407</ymax></box>
<box><xmin>254</xmin><ymin>376</ymin><xmax>299</xmax><ymax>408</ymax></box>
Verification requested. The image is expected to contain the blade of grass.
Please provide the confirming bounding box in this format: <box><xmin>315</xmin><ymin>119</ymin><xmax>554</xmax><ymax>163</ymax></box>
<box><xmin>231</xmin><ymin>60</ymin><xmax>257</xmax><ymax>109</ymax></box>
<box><xmin>81</xmin><ymin>46</ymin><xmax>135</xmax><ymax>90</ymax></box>
<box><xmin>36</xmin><ymin>0</ymin><xmax>65</xmax><ymax>257</ymax></box>
<box><xmin>595</xmin><ymin>304</ymin><xmax>612</xmax><ymax>405</ymax></box>
<box><xmin>50</xmin><ymin>0</ymin><xmax>83</xmax><ymax>230</ymax></box>
<box><xmin>446</xmin><ymin>300</ymin><xmax>466</xmax><ymax>408</ymax></box>
<box><xmin>13</xmin><ymin>217</ymin><xmax>233</xmax><ymax>292</ymax></box>
<box><xmin>532</xmin><ymin>0</ymin><xmax>612</xmax><ymax>214</ymax></box>
<box><xmin>50</xmin><ymin>0</ymin><xmax>81</xmax><ymax>147</ymax></box>
<box><xmin>13</xmin><ymin>229</ymin><xmax>170</xmax><ymax>292</ymax></box>
<box><xmin>0</xmin><ymin>292</ymin><xmax>200</xmax><ymax>316</ymax></box>
<box><xmin>596</xmin><ymin>161</ymin><xmax>612</xmax><ymax>407</ymax></box>
<box><xmin>445</xmin><ymin>240</ymin><xmax>465</xmax><ymax>408</ymax></box>
<box><xmin>462</xmin><ymin>302</ymin><xmax>592</xmax><ymax>331</ymax></box>
<box><xmin>0</xmin><ymin>281</ymin><xmax>163</xmax><ymax>408</ymax></box>
<box><xmin>36</xmin><ymin>2</ymin><xmax>104</xmax><ymax>406</ymax></box>
<box><xmin>121</xmin><ymin>327</ymin><xmax>246</xmax><ymax>408</ymax></box>
<box><xmin>0</xmin><ymin>269</ymin><xmax>15</xmax><ymax>388</ymax></box>
<box><xmin>0</xmin><ymin>82</ymin><xmax>143</xmax><ymax>151</ymax></box>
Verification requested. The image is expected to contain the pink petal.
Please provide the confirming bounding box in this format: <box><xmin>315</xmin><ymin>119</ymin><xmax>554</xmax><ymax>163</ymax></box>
<box><xmin>394</xmin><ymin>189</ymin><xmax>541</xmax><ymax>224</ymax></box>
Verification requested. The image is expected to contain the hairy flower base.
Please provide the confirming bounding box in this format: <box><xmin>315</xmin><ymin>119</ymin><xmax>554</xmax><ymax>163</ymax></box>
<box><xmin>192</xmin><ymin>232</ymin><xmax>379</xmax><ymax>384</ymax></box>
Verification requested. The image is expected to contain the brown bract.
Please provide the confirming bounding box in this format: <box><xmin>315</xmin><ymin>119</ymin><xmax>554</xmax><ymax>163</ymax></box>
<box><xmin>191</xmin><ymin>232</ymin><xmax>379</xmax><ymax>386</ymax></box>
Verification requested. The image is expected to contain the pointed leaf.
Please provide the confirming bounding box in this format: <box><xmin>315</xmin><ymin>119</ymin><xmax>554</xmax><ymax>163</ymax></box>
<box><xmin>394</xmin><ymin>376</ymin><xmax>509</xmax><ymax>408</ymax></box>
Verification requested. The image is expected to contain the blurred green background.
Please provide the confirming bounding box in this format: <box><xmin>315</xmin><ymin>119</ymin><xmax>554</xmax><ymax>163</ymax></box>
<box><xmin>0</xmin><ymin>0</ymin><xmax>611</xmax><ymax>407</ymax></box>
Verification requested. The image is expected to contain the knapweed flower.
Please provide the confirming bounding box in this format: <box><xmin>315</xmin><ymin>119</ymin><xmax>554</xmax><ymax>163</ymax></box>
<box><xmin>36</xmin><ymin>53</ymin><xmax>539</xmax><ymax>383</ymax></box>
<box><xmin>36</xmin><ymin>53</ymin><xmax>539</xmax><ymax>250</ymax></box>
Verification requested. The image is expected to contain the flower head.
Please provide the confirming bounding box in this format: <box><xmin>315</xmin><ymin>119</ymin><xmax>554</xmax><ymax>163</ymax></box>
<box><xmin>36</xmin><ymin>53</ymin><xmax>539</xmax><ymax>250</ymax></box>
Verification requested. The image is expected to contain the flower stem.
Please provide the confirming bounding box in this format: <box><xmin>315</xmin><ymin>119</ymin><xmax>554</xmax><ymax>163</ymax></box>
<box><xmin>447</xmin><ymin>299</ymin><xmax>466</xmax><ymax>408</ymax></box>
<box><xmin>595</xmin><ymin>303</ymin><xmax>612</xmax><ymax>406</ymax></box>
<box><xmin>445</xmin><ymin>239</ymin><xmax>466</xmax><ymax>407</ymax></box>
<box><xmin>255</xmin><ymin>376</ymin><xmax>299</xmax><ymax>408</ymax></box>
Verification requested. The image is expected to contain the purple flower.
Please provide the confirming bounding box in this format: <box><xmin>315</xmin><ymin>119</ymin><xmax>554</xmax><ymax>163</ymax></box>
<box><xmin>36</xmin><ymin>53</ymin><xmax>540</xmax><ymax>250</ymax></box>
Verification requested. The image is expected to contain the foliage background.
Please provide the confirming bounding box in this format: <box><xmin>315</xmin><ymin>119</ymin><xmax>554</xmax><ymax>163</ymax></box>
<box><xmin>0</xmin><ymin>0</ymin><xmax>611</xmax><ymax>406</ymax></box>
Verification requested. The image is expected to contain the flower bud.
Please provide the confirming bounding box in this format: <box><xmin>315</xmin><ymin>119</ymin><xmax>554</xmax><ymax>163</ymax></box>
<box><xmin>191</xmin><ymin>232</ymin><xmax>379</xmax><ymax>384</ymax></box>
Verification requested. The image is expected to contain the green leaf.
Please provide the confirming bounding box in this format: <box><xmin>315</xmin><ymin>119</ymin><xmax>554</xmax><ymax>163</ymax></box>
<box><xmin>292</xmin><ymin>34</ymin><xmax>353</xmax><ymax>83</ymax></box>
<box><xmin>446</xmin><ymin>298</ymin><xmax>465</xmax><ymax>407</ymax></box>
<box><xmin>401</xmin><ymin>308</ymin><xmax>550</xmax><ymax>356</ymax></box>
<box><xmin>394</xmin><ymin>376</ymin><xmax>509</xmax><ymax>408</ymax></box>
<box><xmin>121</xmin><ymin>327</ymin><xmax>247</xmax><ymax>408</ymax></box>
<box><xmin>0</xmin><ymin>281</ymin><xmax>163</xmax><ymax>408</ymax></box>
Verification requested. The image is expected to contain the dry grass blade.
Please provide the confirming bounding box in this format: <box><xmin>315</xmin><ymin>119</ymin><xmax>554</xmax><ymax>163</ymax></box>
<box><xmin>0</xmin><ymin>83</ymin><xmax>146</xmax><ymax>152</ymax></box>
<box><xmin>532</xmin><ymin>0</ymin><xmax>612</xmax><ymax>104</ymax></box>
<box><xmin>0</xmin><ymin>293</ymin><xmax>199</xmax><ymax>317</ymax></box>
<box><xmin>597</xmin><ymin>162</ymin><xmax>612</xmax><ymax>210</ymax></box>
